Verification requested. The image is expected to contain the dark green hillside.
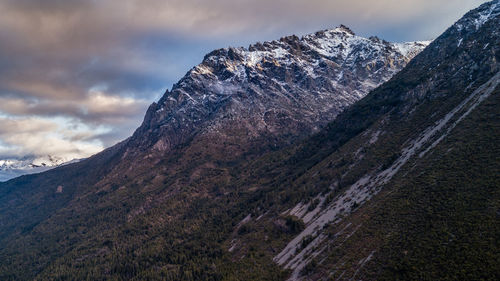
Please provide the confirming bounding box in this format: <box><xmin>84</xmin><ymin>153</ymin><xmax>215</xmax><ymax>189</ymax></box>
<box><xmin>364</xmin><ymin>86</ymin><xmax>500</xmax><ymax>280</ymax></box>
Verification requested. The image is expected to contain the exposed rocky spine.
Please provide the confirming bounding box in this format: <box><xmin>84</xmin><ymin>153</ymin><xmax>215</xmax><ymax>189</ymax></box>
<box><xmin>128</xmin><ymin>26</ymin><xmax>428</xmax><ymax>156</ymax></box>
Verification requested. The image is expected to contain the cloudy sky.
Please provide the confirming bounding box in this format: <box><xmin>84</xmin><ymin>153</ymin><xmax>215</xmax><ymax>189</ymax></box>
<box><xmin>0</xmin><ymin>0</ymin><xmax>488</xmax><ymax>161</ymax></box>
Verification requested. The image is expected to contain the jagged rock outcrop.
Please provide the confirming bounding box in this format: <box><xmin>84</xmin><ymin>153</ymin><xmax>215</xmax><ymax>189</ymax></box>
<box><xmin>127</xmin><ymin>26</ymin><xmax>428</xmax><ymax>156</ymax></box>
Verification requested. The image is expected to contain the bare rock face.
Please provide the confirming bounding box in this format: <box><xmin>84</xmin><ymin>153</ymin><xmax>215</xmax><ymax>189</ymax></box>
<box><xmin>127</xmin><ymin>26</ymin><xmax>429</xmax><ymax>156</ymax></box>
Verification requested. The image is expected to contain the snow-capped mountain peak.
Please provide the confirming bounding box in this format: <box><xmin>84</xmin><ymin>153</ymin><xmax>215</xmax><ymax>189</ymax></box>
<box><xmin>128</xmin><ymin>25</ymin><xmax>429</xmax><ymax>156</ymax></box>
<box><xmin>0</xmin><ymin>155</ymin><xmax>79</xmax><ymax>182</ymax></box>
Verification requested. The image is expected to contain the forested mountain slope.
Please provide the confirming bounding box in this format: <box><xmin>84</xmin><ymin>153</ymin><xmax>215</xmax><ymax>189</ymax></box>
<box><xmin>0</xmin><ymin>1</ymin><xmax>499</xmax><ymax>280</ymax></box>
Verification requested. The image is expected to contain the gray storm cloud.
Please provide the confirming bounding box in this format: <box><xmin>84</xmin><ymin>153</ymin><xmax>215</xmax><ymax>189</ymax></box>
<box><xmin>0</xmin><ymin>0</ymin><xmax>488</xmax><ymax>160</ymax></box>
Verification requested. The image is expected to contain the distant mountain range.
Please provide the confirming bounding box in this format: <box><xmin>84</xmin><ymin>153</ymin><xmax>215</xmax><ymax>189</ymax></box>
<box><xmin>0</xmin><ymin>156</ymin><xmax>79</xmax><ymax>182</ymax></box>
<box><xmin>0</xmin><ymin>1</ymin><xmax>498</xmax><ymax>280</ymax></box>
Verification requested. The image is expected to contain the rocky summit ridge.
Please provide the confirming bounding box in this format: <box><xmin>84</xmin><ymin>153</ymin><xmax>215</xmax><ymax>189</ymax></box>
<box><xmin>128</xmin><ymin>26</ymin><xmax>429</xmax><ymax>156</ymax></box>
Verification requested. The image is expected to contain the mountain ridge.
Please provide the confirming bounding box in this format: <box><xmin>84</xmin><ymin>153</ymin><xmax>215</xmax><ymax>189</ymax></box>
<box><xmin>0</xmin><ymin>25</ymin><xmax>428</xmax><ymax>182</ymax></box>
<box><xmin>0</xmin><ymin>2</ymin><xmax>498</xmax><ymax>280</ymax></box>
<box><xmin>126</xmin><ymin>25</ymin><xmax>428</xmax><ymax>156</ymax></box>
<box><xmin>0</xmin><ymin>155</ymin><xmax>80</xmax><ymax>182</ymax></box>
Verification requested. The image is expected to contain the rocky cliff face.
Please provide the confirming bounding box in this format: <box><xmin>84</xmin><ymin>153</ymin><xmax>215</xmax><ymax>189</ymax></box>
<box><xmin>128</xmin><ymin>26</ymin><xmax>428</xmax><ymax>156</ymax></box>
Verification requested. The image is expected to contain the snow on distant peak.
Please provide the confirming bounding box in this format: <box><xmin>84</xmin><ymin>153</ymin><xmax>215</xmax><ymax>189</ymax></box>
<box><xmin>31</xmin><ymin>155</ymin><xmax>68</xmax><ymax>167</ymax></box>
<box><xmin>196</xmin><ymin>25</ymin><xmax>426</xmax><ymax>80</ymax></box>
<box><xmin>323</xmin><ymin>25</ymin><xmax>356</xmax><ymax>37</ymax></box>
<box><xmin>393</xmin><ymin>41</ymin><xmax>432</xmax><ymax>57</ymax></box>
<box><xmin>0</xmin><ymin>155</ymin><xmax>81</xmax><ymax>182</ymax></box>
<box><xmin>301</xmin><ymin>26</ymin><xmax>427</xmax><ymax>65</ymax></box>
